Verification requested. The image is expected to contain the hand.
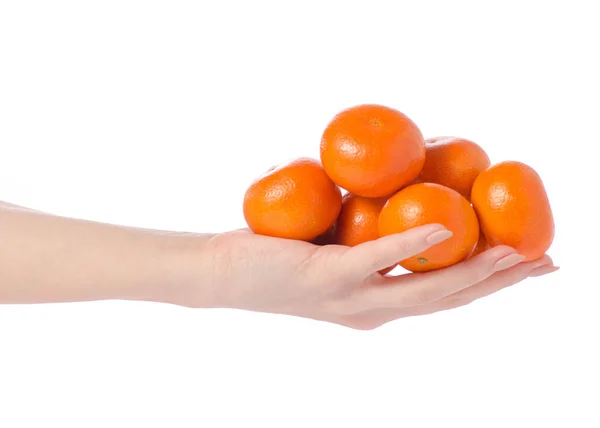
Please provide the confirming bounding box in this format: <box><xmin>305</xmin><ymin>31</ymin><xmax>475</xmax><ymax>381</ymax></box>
<box><xmin>173</xmin><ymin>224</ymin><xmax>558</xmax><ymax>330</ymax></box>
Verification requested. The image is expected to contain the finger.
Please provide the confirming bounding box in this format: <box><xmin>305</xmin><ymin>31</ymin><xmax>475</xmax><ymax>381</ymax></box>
<box><xmin>528</xmin><ymin>264</ymin><xmax>560</xmax><ymax>277</ymax></box>
<box><xmin>434</xmin><ymin>255</ymin><xmax>554</xmax><ymax>308</ymax></box>
<box><xmin>339</xmin><ymin>224</ymin><xmax>452</xmax><ymax>278</ymax></box>
<box><xmin>341</xmin><ymin>256</ymin><xmax>556</xmax><ymax>328</ymax></box>
<box><xmin>358</xmin><ymin>245</ymin><xmax>524</xmax><ymax>309</ymax></box>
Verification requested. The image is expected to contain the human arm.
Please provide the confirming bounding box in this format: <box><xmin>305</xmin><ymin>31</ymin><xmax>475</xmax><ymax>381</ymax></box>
<box><xmin>0</xmin><ymin>201</ymin><xmax>212</xmax><ymax>305</ymax></box>
<box><xmin>0</xmin><ymin>201</ymin><xmax>557</xmax><ymax>329</ymax></box>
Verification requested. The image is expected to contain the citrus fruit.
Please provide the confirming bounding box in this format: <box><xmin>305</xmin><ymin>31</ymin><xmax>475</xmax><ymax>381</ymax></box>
<box><xmin>320</xmin><ymin>104</ymin><xmax>425</xmax><ymax>198</ymax></box>
<box><xmin>471</xmin><ymin>161</ymin><xmax>554</xmax><ymax>261</ymax></box>
<box><xmin>312</xmin><ymin>223</ymin><xmax>337</xmax><ymax>246</ymax></box>
<box><xmin>333</xmin><ymin>193</ymin><xmax>395</xmax><ymax>274</ymax></box>
<box><xmin>334</xmin><ymin>193</ymin><xmax>387</xmax><ymax>247</ymax></box>
<box><xmin>243</xmin><ymin>157</ymin><xmax>342</xmax><ymax>241</ymax></box>
<box><xmin>378</xmin><ymin>183</ymin><xmax>479</xmax><ymax>272</ymax></box>
<box><xmin>418</xmin><ymin>136</ymin><xmax>491</xmax><ymax>200</ymax></box>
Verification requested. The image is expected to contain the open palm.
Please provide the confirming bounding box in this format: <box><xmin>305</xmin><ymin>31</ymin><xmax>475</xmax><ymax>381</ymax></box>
<box><xmin>194</xmin><ymin>224</ymin><xmax>556</xmax><ymax>330</ymax></box>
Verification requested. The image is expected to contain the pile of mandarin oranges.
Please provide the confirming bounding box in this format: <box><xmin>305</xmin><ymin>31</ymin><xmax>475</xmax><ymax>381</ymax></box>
<box><xmin>243</xmin><ymin>104</ymin><xmax>554</xmax><ymax>273</ymax></box>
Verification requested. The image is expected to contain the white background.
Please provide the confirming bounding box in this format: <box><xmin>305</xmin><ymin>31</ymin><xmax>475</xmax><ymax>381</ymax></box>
<box><xmin>1</xmin><ymin>1</ymin><xmax>598</xmax><ymax>427</ymax></box>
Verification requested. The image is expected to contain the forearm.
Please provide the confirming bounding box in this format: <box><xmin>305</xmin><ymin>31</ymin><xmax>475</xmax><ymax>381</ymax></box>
<box><xmin>0</xmin><ymin>202</ymin><xmax>215</xmax><ymax>305</ymax></box>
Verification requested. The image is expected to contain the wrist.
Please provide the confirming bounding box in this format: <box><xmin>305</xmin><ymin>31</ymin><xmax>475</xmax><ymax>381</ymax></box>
<box><xmin>139</xmin><ymin>231</ymin><xmax>218</xmax><ymax>308</ymax></box>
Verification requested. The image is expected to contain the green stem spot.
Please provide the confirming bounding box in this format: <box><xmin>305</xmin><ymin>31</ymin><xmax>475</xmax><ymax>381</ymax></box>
<box><xmin>418</xmin><ymin>257</ymin><xmax>428</xmax><ymax>264</ymax></box>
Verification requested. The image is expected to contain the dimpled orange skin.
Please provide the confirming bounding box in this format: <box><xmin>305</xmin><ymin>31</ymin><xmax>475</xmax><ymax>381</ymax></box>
<box><xmin>333</xmin><ymin>193</ymin><xmax>395</xmax><ymax>275</ymax></box>
<box><xmin>334</xmin><ymin>193</ymin><xmax>388</xmax><ymax>247</ymax></box>
<box><xmin>418</xmin><ymin>136</ymin><xmax>491</xmax><ymax>200</ymax></box>
<box><xmin>378</xmin><ymin>183</ymin><xmax>480</xmax><ymax>272</ymax></box>
<box><xmin>243</xmin><ymin>158</ymin><xmax>342</xmax><ymax>241</ymax></box>
<box><xmin>320</xmin><ymin>104</ymin><xmax>426</xmax><ymax>198</ymax></box>
<box><xmin>471</xmin><ymin>161</ymin><xmax>554</xmax><ymax>262</ymax></box>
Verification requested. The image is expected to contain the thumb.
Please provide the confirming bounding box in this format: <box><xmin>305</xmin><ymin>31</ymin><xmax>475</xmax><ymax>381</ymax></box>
<box><xmin>339</xmin><ymin>224</ymin><xmax>452</xmax><ymax>278</ymax></box>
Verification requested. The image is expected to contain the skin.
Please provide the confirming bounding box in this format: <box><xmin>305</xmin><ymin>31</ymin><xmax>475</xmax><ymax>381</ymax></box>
<box><xmin>0</xmin><ymin>200</ymin><xmax>558</xmax><ymax>330</ymax></box>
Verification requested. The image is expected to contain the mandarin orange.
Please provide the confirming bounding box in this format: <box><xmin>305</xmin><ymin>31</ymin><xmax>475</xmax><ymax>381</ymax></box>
<box><xmin>418</xmin><ymin>136</ymin><xmax>491</xmax><ymax>200</ymax></box>
<box><xmin>320</xmin><ymin>104</ymin><xmax>425</xmax><ymax>197</ymax></box>
<box><xmin>333</xmin><ymin>193</ymin><xmax>395</xmax><ymax>275</ymax></box>
<box><xmin>243</xmin><ymin>158</ymin><xmax>342</xmax><ymax>241</ymax></box>
<box><xmin>378</xmin><ymin>183</ymin><xmax>479</xmax><ymax>272</ymax></box>
<box><xmin>471</xmin><ymin>161</ymin><xmax>554</xmax><ymax>261</ymax></box>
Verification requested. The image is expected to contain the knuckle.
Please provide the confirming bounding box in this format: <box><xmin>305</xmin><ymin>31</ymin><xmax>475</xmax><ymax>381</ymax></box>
<box><xmin>410</xmin><ymin>288</ymin><xmax>441</xmax><ymax>305</ymax></box>
<box><xmin>355</xmin><ymin>257</ymin><xmax>380</xmax><ymax>276</ymax></box>
<box><xmin>445</xmin><ymin>297</ymin><xmax>471</xmax><ymax>309</ymax></box>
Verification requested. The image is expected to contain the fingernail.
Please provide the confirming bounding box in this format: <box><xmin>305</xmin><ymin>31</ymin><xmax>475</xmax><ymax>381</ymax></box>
<box><xmin>493</xmin><ymin>253</ymin><xmax>526</xmax><ymax>271</ymax></box>
<box><xmin>529</xmin><ymin>265</ymin><xmax>560</xmax><ymax>278</ymax></box>
<box><xmin>426</xmin><ymin>230</ymin><xmax>453</xmax><ymax>245</ymax></box>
